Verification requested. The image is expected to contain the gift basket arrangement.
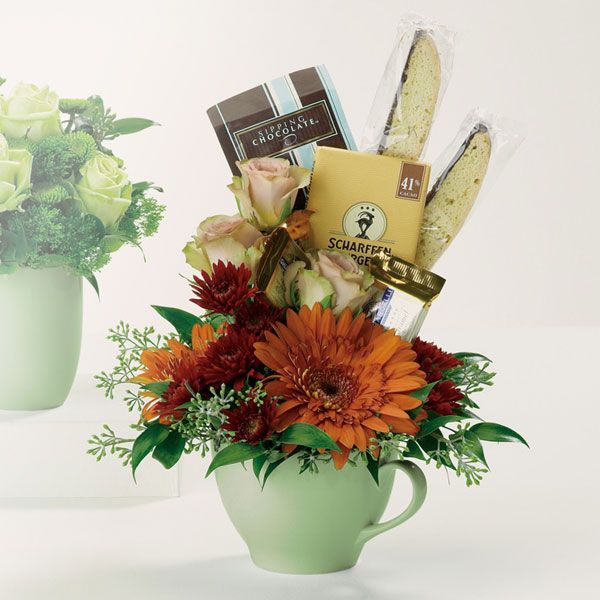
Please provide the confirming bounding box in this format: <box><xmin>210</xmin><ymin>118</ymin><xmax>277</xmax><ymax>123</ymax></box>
<box><xmin>0</xmin><ymin>78</ymin><xmax>164</xmax><ymax>410</ymax></box>
<box><xmin>90</xmin><ymin>16</ymin><xmax>526</xmax><ymax>574</ymax></box>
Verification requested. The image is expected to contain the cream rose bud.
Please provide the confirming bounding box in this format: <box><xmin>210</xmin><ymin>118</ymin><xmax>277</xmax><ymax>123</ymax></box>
<box><xmin>0</xmin><ymin>133</ymin><xmax>33</xmax><ymax>213</ymax></box>
<box><xmin>284</xmin><ymin>250</ymin><xmax>375</xmax><ymax>315</ymax></box>
<box><xmin>183</xmin><ymin>214</ymin><xmax>263</xmax><ymax>274</ymax></box>
<box><xmin>228</xmin><ymin>157</ymin><xmax>310</xmax><ymax>230</ymax></box>
<box><xmin>0</xmin><ymin>83</ymin><xmax>62</xmax><ymax>141</ymax></box>
<box><xmin>75</xmin><ymin>153</ymin><xmax>132</xmax><ymax>229</ymax></box>
<box><xmin>311</xmin><ymin>250</ymin><xmax>375</xmax><ymax>314</ymax></box>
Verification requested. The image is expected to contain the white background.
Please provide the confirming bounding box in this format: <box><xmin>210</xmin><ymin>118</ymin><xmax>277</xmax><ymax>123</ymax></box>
<box><xmin>1</xmin><ymin>1</ymin><xmax>599</xmax><ymax>598</ymax></box>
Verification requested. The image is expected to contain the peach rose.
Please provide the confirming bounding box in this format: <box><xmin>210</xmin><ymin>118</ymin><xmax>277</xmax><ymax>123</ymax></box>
<box><xmin>228</xmin><ymin>157</ymin><xmax>310</xmax><ymax>230</ymax></box>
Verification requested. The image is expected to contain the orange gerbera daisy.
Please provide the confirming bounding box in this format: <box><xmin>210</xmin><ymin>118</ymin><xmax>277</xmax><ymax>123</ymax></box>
<box><xmin>254</xmin><ymin>304</ymin><xmax>426</xmax><ymax>469</ymax></box>
<box><xmin>132</xmin><ymin>323</ymin><xmax>217</xmax><ymax>423</ymax></box>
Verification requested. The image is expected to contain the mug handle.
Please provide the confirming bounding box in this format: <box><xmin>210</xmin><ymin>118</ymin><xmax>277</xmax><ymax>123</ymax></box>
<box><xmin>356</xmin><ymin>460</ymin><xmax>427</xmax><ymax>546</ymax></box>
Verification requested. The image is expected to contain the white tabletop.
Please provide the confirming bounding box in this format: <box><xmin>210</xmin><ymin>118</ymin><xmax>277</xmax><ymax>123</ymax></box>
<box><xmin>1</xmin><ymin>327</ymin><xmax>598</xmax><ymax>599</ymax></box>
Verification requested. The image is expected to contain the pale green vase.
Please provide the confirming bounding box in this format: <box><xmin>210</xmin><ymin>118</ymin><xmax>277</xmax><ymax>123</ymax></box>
<box><xmin>0</xmin><ymin>267</ymin><xmax>82</xmax><ymax>410</ymax></box>
<box><xmin>215</xmin><ymin>455</ymin><xmax>427</xmax><ymax>574</ymax></box>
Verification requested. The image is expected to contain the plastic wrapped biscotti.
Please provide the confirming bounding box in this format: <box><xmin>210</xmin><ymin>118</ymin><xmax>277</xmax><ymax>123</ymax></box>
<box><xmin>361</xmin><ymin>15</ymin><xmax>455</xmax><ymax>160</ymax></box>
<box><xmin>415</xmin><ymin>109</ymin><xmax>524</xmax><ymax>269</ymax></box>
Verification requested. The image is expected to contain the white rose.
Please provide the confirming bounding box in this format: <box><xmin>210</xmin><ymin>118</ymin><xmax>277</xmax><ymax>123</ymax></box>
<box><xmin>0</xmin><ymin>83</ymin><xmax>62</xmax><ymax>141</ymax></box>
<box><xmin>0</xmin><ymin>133</ymin><xmax>33</xmax><ymax>213</ymax></box>
<box><xmin>75</xmin><ymin>153</ymin><xmax>132</xmax><ymax>229</ymax></box>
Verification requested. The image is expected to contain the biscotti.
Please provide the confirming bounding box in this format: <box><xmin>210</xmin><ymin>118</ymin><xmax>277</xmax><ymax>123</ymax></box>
<box><xmin>381</xmin><ymin>32</ymin><xmax>441</xmax><ymax>160</ymax></box>
<box><xmin>361</xmin><ymin>17</ymin><xmax>454</xmax><ymax>160</ymax></box>
<box><xmin>415</xmin><ymin>124</ymin><xmax>491</xmax><ymax>269</ymax></box>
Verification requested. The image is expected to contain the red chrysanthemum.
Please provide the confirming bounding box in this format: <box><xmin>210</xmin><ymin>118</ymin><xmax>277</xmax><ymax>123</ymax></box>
<box><xmin>412</xmin><ymin>338</ymin><xmax>463</xmax><ymax>383</ymax></box>
<box><xmin>190</xmin><ymin>260</ymin><xmax>256</xmax><ymax>314</ymax></box>
<box><xmin>425</xmin><ymin>380</ymin><xmax>464</xmax><ymax>416</ymax></box>
<box><xmin>232</xmin><ymin>294</ymin><xmax>282</xmax><ymax>338</ymax></box>
<box><xmin>137</xmin><ymin>324</ymin><xmax>216</xmax><ymax>424</ymax></box>
<box><xmin>198</xmin><ymin>326</ymin><xmax>262</xmax><ymax>389</ymax></box>
<box><xmin>222</xmin><ymin>396</ymin><xmax>278</xmax><ymax>444</ymax></box>
<box><xmin>156</xmin><ymin>360</ymin><xmax>205</xmax><ymax>423</ymax></box>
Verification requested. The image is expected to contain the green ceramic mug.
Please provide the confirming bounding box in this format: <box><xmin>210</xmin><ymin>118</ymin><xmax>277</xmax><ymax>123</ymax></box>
<box><xmin>215</xmin><ymin>454</ymin><xmax>427</xmax><ymax>574</ymax></box>
<box><xmin>0</xmin><ymin>267</ymin><xmax>82</xmax><ymax>410</ymax></box>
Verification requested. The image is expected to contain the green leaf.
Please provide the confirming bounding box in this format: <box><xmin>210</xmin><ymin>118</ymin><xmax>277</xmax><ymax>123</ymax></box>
<box><xmin>410</xmin><ymin>381</ymin><xmax>438</xmax><ymax>403</ymax></box>
<box><xmin>131</xmin><ymin>423</ymin><xmax>170</xmax><ymax>480</ymax></box>
<box><xmin>279</xmin><ymin>423</ymin><xmax>340</xmax><ymax>452</ymax></box>
<box><xmin>152</xmin><ymin>305</ymin><xmax>203</xmax><ymax>344</ymax></box>
<box><xmin>470</xmin><ymin>423</ymin><xmax>529</xmax><ymax>448</ymax></box>
<box><xmin>463</xmin><ymin>430</ymin><xmax>489</xmax><ymax>468</ymax></box>
<box><xmin>205</xmin><ymin>442</ymin><xmax>266</xmax><ymax>477</ymax></box>
<box><xmin>142</xmin><ymin>381</ymin><xmax>170</xmax><ymax>396</ymax></box>
<box><xmin>252</xmin><ymin>454</ymin><xmax>268</xmax><ymax>481</ymax></box>
<box><xmin>366</xmin><ymin>453</ymin><xmax>379</xmax><ymax>485</ymax></box>
<box><xmin>111</xmin><ymin>118</ymin><xmax>159</xmax><ymax>136</ymax></box>
<box><xmin>84</xmin><ymin>272</ymin><xmax>100</xmax><ymax>298</ymax></box>
<box><xmin>261</xmin><ymin>456</ymin><xmax>286</xmax><ymax>488</ymax></box>
<box><xmin>454</xmin><ymin>352</ymin><xmax>492</xmax><ymax>363</ymax></box>
<box><xmin>152</xmin><ymin>431</ymin><xmax>185</xmax><ymax>469</ymax></box>
<box><xmin>404</xmin><ymin>439</ymin><xmax>425</xmax><ymax>460</ymax></box>
<box><xmin>132</xmin><ymin>180</ymin><xmax>164</xmax><ymax>194</ymax></box>
<box><xmin>418</xmin><ymin>435</ymin><xmax>455</xmax><ymax>470</ymax></box>
<box><xmin>418</xmin><ymin>415</ymin><xmax>465</xmax><ymax>438</ymax></box>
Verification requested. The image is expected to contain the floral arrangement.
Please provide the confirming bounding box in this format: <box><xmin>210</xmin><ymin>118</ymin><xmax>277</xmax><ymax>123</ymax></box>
<box><xmin>0</xmin><ymin>79</ymin><xmax>164</xmax><ymax>287</ymax></box>
<box><xmin>90</xmin><ymin>156</ymin><xmax>526</xmax><ymax>487</ymax></box>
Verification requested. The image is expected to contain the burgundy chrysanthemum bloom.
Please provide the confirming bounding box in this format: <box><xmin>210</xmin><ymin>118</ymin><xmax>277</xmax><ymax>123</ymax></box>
<box><xmin>190</xmin><ymin>260</ymin><xmax>256</xmax><ymax>314</ymax></box>
<box><xmin>143</xmin><ymin>356</ymin><xmax>206</xmax><ymax>424</ymax></box>
<box><xmin>222</xmin><ymin>396</ymin><xmax>278</xmax><ymax>444</ymax></box>
<box><xmin>425</xmin><ymin>380</ymin><xmax>464</xmax><ymax>416</ymax></box>
<box><xmin>232</xmin><ymin>294</ymin><xmax>282</xmax><ymax>338</ymax></box>
<box><xmin>198</xmin><ymin>326</ymin><xmax>262</xmax><ymax>389</ymax></box>
<box><xmin>412</xmin><ymin>338</ymin><xmax>463</xmax><ymax>383</ymax></box>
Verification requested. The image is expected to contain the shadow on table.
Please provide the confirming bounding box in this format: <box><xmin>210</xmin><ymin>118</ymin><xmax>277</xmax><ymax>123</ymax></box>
<box><xmin>6</xmin><ymin>555</ymin><xmax>427</xmax><ymax>600</ymax></box>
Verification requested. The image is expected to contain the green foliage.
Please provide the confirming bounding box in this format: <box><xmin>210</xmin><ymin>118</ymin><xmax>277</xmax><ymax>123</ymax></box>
<box><xmin>30</xmin><ymin>181</ymin><xmax>74</xmax><ymax>204</ymax></box>
<box><xmin>0</xmin><ymin>200</ymin><xmax>111</xmax><ymax>276</ymax></box>
<box><xmin>28</xmin><ymin>132</ymin><xmax>96</xmax><ymax>183</ymax></box>
<box><xmin>410</xmin><ymin>381</ymin><xmax>439</xmax><ymax>403</ymax></box>
<box><xmin>172</xmin><ymin>384</ymin><xmax>240</xmax><ymax>457</ymax></box>
<box><xmin>117</xmin><ymin>187</ymin><xmax>165</xmax><ymax>245</ymax></box>
<box><xmin>61</xmin><ymin>95</ymin><xmax>158</xmax><ymax>144</ymax></box>
<box><xmin>95</xmin><ymin>322</ymin><xmax>167</xmax><ymax>412</ymax></box>
<box><xmin>278</xmin><ymin>423</ymin><xmax>339</xmax><ymax>452</ymax></box>
<box><xmin>152</xmin><ymin>431</ymin><xmax>186</xmax><ymax>469</ymax></box>
<box><xmin>151</xmin><ymin>305</ymin><xmax>205</xmax><ymax>345</ymax></box>
<box><xmin>87</xmin><ymin>425</ymin><xmax>136</xmax><ymax>466</ymax></box>
<box><xmin>131</xmin><ymin>422</ymin><xmax>170</xmax><ymax>479</ymax></box>
<box><xmin>111</xmin><ymin>118</ymin><xmax>159</xmax><ymax>136</ymax></box>
<box><xmin>469</xmin><ymin>422</ymin><xmax>529</xmax><ymax>447</ymax></box>
<box><xmin>206</xmin><ymin>442</ymin><xmax>267</xmax><ymax>477</ymax></box>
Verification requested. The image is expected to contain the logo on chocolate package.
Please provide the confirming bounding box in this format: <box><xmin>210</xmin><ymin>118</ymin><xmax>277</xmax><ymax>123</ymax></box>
<box><xmin>396</xmin><ymin>162</ymin><xmax>426</xmax><ymax>201</ymax></box>
<box><xmin>342</xmin><ymin>202</ymin><xmax>387</xmax><ymax>241</ymax></box>
<box><xmin>234</xmin><ymin>101</ymin><xmax>337</xmax><ymax>159</ymax></box>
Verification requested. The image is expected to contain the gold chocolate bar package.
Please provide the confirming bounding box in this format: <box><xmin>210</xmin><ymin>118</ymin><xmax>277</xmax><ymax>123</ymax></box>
<box><xmin>306</xmin><ymin>147</ymin><xmax>430</xmax><ymax>266</ymax></box>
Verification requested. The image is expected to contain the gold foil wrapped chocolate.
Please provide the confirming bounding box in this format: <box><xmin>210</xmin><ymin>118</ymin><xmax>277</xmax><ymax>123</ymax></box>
<box><xmin>368</xmin><ymin>252</ymin><xmax>445</xmax><ymax>341</ymax></box>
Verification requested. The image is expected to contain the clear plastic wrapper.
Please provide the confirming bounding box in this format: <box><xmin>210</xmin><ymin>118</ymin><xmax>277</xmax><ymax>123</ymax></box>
<box><xmin>415</xmin><ymin>108</ymin><xmax>525</xmax><ymax>269</ymax></box>
<box><xmin>361</xmin><ymin>15</ymin><xmax>455</xmax><ymax>160</ymax></box>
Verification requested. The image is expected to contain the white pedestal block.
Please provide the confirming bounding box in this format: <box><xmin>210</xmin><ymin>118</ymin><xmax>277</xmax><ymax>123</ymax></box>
<box><xmin>0</xmin><ymin>375</ymin><xmax>179</xmax><ymax>498</ymax></box>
